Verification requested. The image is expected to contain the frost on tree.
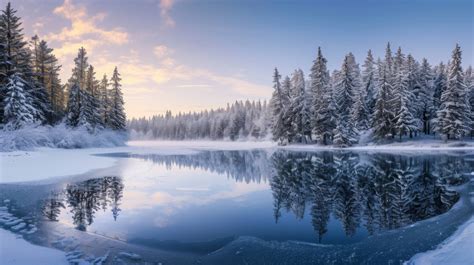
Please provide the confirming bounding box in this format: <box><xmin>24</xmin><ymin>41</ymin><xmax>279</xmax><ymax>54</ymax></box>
<box><xmin>435</xmin><ymin>44</ymin><xmax>470</xmax><ymax>140</ymax></box>
<box><xmin>270</xmin><ymin>68</ymin><xmax>290</xmax><ymax>144</ymax></box>
<box><xmin>310</xmin><ymin>47</ymin><xmax>335</xmax><ymax>145</ymax></box>
<box><xmin>3</xmin><ymin>73</ymin><xmax>36</xmax><ymax>129</ymax></box>
<box><xmin>333</xmin><ymin>54</ymin><xmax>359</xmax><ymax>147</ymax></box>
<box><xmin>109</xmin><ymin>67</ymin><xmax>126</xmax><ymax>131</ymax></box>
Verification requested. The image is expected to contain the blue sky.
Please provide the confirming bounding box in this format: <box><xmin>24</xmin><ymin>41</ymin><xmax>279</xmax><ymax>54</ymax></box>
<box><xmin>7</xmin><ymin>0</ymin><xmax>473</xmax><ymax>118</ymax></box>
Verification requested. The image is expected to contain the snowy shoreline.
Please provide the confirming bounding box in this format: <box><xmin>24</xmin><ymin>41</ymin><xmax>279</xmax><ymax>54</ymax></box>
<box><xmin>3</xmin><ymin>139</ymin><xmax>474</xmax><ymax>183</ymax></box>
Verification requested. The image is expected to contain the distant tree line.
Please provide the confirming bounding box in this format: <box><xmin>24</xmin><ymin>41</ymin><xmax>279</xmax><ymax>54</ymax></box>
<box><xmin>128</xmin><ymin>100</ymin><xmax>270</xmax><ymax>140</ymax></box>
<box><xmin>270</xmin><ymin>44</ymin><xmax>473</xmax><ymax>146</ymax></box>
<box><xmin>0</xmin><ymin>2</ymin><xmax>126</xmax><ymax>132</ymax></box>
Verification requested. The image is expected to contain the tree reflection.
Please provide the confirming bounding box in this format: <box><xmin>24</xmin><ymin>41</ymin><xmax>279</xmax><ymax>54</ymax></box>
<box><xmin>270</xmin><ymin>151</ymin><xmax>467</xmax><ymax>241</ymax></box>
<box><xmin>43</xmin><ymin>176</ymin><xmax>124</xmax><ymax>231</ymax></box>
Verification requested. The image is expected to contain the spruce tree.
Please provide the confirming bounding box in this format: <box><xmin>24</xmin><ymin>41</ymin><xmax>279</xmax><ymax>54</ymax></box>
<box><xmin>435</xmin><ymin>44</ymin><xmax>470</xmax><ymax>140</ymax></box>
<box><xmin>362</xmin><ymin>50</ymin><xmax>377</xmax><ymax>115</ymax></box>
<box><xmin>3</xmin><ymin>72</ymin><xmax>36</xmax><ymax>129</ymax></box>
<box><xmin>393</xmin><ymin>66</ymin><xmax>418</xmax><ymax>139</ymax></box>
<box><xmin>109</xmin><ymin>67</ymin><xmax>126</xmax><ymax>130</ymax></box>
<box><xmin>65</xmin><ymin>83</ymin><xmax>81</xmax><ymax>127</ymax></box>
<box><xmin>289</xmin><ymin>69</ymin><xmax>309</xmax><ymax>143</ymax></box>
<box><xmin>270</xmin><ymin>68</ymin><xmax>288</xmax><ymax>144</ymax></box>
<box><xmin>31</xmin><ymin>36</ymin><xmax>63</xmax><ymax>123</ymax></box>
<box><xmin>100</xmin><ymin>74</ymin><xmax>110</xmax><ymax>127</ymax></box>
<box><xmin>372</xmin><ymin>64</ymin><xmax>394</xmax><ymax>140</ymax></box>
<box><xmin>310</xmin><ymin>47</ymin><xmax>335</xmax><ymax>144</ymax></box>
<box><xmin>333</xmin><ymin>54</ymin><xmax>359</xmax><ymax>147</ymax></box>
<box><xmin>433</xmin><ymin>63</ymin><xmax>447</xmax><ymax>113</ymax></box>
<box><xmin>0</xmin><ymin>2</ymin><xmax>45</xmax><ymax>125</ymax></box>
<box><xmin>417</xmin><ymin>58</ymin><xmax>434</xmax><ymax>134</ymax></box>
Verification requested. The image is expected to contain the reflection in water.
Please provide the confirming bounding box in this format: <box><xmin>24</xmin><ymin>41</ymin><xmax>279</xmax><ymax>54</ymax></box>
<box><xmin>43</xmin><ymin>151</ymin><xmax>469</xmax><ymax>243</ymax></box>
<box><xmin>43</xmin><ymin>177</ymin><xmax>124</xmax><ymax>231</ymax></box>
<box><xmin>126</xmin><ymin>150</ymin><xmax>272</xmax><ymax>183</ymax></box>
<box><xmin>271</xmin><ymin>151</ymin><xmax>464</xmax><ymax>242</ymax></box>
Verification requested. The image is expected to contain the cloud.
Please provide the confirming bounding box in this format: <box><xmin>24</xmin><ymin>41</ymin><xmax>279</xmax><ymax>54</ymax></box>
<box><xmin>159</xmin><ymin>0</ymin><xmax>175</xmax><ymax>28</ymax></box>
<box><xmin>153</xmin><ymin>45</ymin><xmax>172</xmax><ymax>58</ymax></box>
<box><xmin>94</xmin><ymin>46</ymin><xmax>269</xmax><ymax>98</ymax></box>
<box><xmin>177</xmin><ymin>85</ymin><xmax>212</xmax><ymax>88</ymax></box>
<box><xmin>45</xmin><ymin>0</ymin><xmax>128</xmax><ymax>57</ymax></box>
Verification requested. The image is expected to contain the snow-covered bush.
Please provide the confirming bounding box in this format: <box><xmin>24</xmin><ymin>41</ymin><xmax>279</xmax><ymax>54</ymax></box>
<box><xmin>0</xmin><ymin>124</ymin><xmax>128</xmax><ymax>152</ymax></box>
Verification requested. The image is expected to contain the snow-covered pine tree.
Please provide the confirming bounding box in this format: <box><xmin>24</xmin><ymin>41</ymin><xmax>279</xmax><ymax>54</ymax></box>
<box><xmin>99</xmin><ymin>74</ymin><xmax>110</xmax><ymax>127</ymax></box>
<box><xmin>393</xmin><ymin>65</ymin><xmax>418</xmax><ymax>139</ymax></box>
<box><xmin>66</xmin><ymin>47</ymin><xmax>89</xmax><ymax>129</ymax></box>
<box><xmin>435</xmin><ymin>44</ymin><xmax>470</xmax><ymax>140</ymax></box>
<box><xmin>69</xmin><ymin>47</ymin><xmax>88</xmax><ymax>89</ymax></box>
<box><xmin>270</xmin><ymin>68</ymin><xmax>289</xmax><ymax>144</ymax></box>
<box><xmin>349</xmin><ymin>53</ymin><xmax>369</xmax><ymax>131</ymax></box>
<box><xmin>372</xmin><ymin>63</ymin><xmax>394</xmax><ymax>141</ymax></box>
<box><xmin>0</xmin><ymin>2</ymin><xmax>46</xmax><ymax>125</ymax></box>
<box><xmin>465</xmin><ymin>66</ymin><xmax>474</xmax><ymax>137</ymax></box>
<box><xmin>310</xmin><ymin>47</ymin><xmax>335</xmax><ymax>144</ymax></box>
<box><xmin>3</xmin><ymin>72</ymin><xmax>36</xmax><ymax>129</ymax></box>
<box><xmin>30</xmin><ymin>36</ymin><xmax>63</xmax><ymax>123</ymax></box>
<box><xmin>333</xmin><ymin>54</ymin><xmax>359</xmax><ymax>147</ymax></box>
<box><xmin>85</xmin><ymin>65</ymin><xmax>103</xmax><ymax>130</ymax></box>
<box><xmin>390</xmin><ymin>47</ymin><xmax>406</xmax><ymax>128</ymax></box>
<box><xmin>109</xmin><ymin>67</ymin><xmax>126</xmax><ymax>131</ymax></box>
<box><xmin>65</xmin><ymin>83</ymin><xmax>81</xmax><ymax>127</ymax></box>
<box><xmin>362</xmin><ymin>50</ymin><xmax>377</xmax><ymax>116</ymax></box>
<box><xmin>416</xmin><ymin>58</ymin><xmax>434</xmax><ymax>134</ymax></box>
<box><xmin>289</xmin><ymin>69</ymin><xmax>309</xmax><ymax>143</ymax></box>
<box><xmin>432</xmin><ymin>63</ymin><xmax>447</xmax><ymax>113</ymax></box>
<box><xmin>281</xmin><ymin>75</ymin><xmax>294</xmax><ymax>142</ymax></box>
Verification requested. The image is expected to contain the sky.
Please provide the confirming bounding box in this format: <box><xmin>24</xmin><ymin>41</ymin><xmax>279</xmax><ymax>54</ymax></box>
<box><xmin>5</xmin><ymin>0</ymin><xmax>473</xmax><ymax>118</ymax></box>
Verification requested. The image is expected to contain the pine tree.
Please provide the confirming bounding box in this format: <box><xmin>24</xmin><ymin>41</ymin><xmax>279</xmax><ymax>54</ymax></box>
<box><xmin>281</xmin><ymin>76</ymin><xmax>293</xmax><ymax>141</ymax></box>
<box><xmin>289</xmin><ymin>69</ymin><xmax>310</xmax><ymax>143</ymax></box>
<box><xmin>270</xmin><ymin>68</ymin><xmax>288</xmax><ymax>144</ymax></box>
<box><xmin>417</xmin><ymin>58</ymin><xmax>434</xmax><ymax>134</ymax></box>
<box><xmin>333</xmin><ymin>54</ymin><xmax>359</xmax><ymax>147</ymax></box>
<box><xmin>3</xmin><ymin>72</ymin><xmax>36</xmax><ymax>129</ymax></box>
<box><xmin>310</xmin><ymin>47</ymin><xmax>335</xmax><ymax>144</ymax></box>
<box><xmin>465</xmin><ymin>66</ymin><xmax>474</xmax><ymax>137</ymax></box>
<box><xmin>66</xmin><ymin>83</ymin><xmax>81</xmax><ymax>127</ymax></box>
<box><xmin>433</xmin><ymin>63</ymin><xmax>447</xmax><ymax>113</ymax></box>
<box><xmin>31</xmin><ymin>36</ymin><xmax>63</xmax><ymax>123</ymax></box>
<box><xmin>109</xmin><ymin>67</ymin><xmax>126</xmax><ymax>130</ymax></box>
<box><xmin>85</xmin><ymin>65</ymin><xmax>102</xmax><ymax>129</ymax></box>
<box><xmin>362</xmin><ymin>50</ymin><xmax>377</xmax><ymax>115</ymax></box>
<box><xmin>99</xmin><ymin>74</ymin><xmax>110</xmax><ymax>126</ymax></box>
<box><xmin>393</xmin><ymin>67</ymin><xmax>418</xmax><ymax>139</ymax></box>
<box><xmin>372</xmin><ymin>64</ymin><xmax>394</xmax><ymax>140</ymax></box>
<box><xmin>349</xmin><ymin>53</ymin><xmax>369</xmax><ymax>131</ymax></box>
<box><xmin>69</xmin><ymin>47</ymin><xmax>88</xmax><ymax>89</ymax></box>
<box><xmin>0</xmin><ymin>2</ymin><xmax>45</xmax><ymax>125</ymax></box>
<box><xmin>435</xmin><ymin>44</ymin><xmax>470</xmax><ymax>140</ymax></box>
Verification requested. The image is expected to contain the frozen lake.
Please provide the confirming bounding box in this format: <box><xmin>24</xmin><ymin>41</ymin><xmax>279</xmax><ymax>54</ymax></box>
<box><xmin>1</xmin><ymin>148</ymin><xmax>474</xmax><ymax>264</ymax></box>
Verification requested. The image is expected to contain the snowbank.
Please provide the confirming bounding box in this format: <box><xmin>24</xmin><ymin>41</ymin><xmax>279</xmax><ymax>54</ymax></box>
<box><xmin>0</xmin><ymin>124</ymin><xmax>127</xmax><ymax>152</ymax></box>
<box><xmin>406</xmin><ymin>216</ymin><xmax>474</xmax><ymax>265</ymax></box>
<box><xmin>0</xmin><ymin>228</ymin><xmax>68</xmax><ymax>265</ymax></box>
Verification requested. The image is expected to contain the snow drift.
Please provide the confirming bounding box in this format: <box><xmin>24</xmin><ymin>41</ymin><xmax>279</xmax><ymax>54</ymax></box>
<box><xmin>0</xmin><ymin>124</ymin><xmax>127</xmax><ymax>152</ymax></box>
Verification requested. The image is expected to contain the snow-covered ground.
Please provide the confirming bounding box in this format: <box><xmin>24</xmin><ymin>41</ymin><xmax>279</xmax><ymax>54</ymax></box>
<box><xmin>0</xmin><ymin>228</ymin><xmax>68</xmax><ymax>265</ymax></box>
<box><xmin>406</xmin><ymin>216</ymin><xmax>474</xmax><ymax>265</ymax></box>
<box><xmin>0</xmin><ymin>124</ymin><xmax>127</xmax><ymax>152</ymax></box>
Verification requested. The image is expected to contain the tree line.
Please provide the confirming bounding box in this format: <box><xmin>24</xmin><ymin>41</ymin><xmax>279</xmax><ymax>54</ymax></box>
<box><xmin>271</xmin><ymin>44</ymin><xmax>473</xmax><ymax>146</ymax></box>
<box><xmin>0</xmin><ymin>2</ymin><xmax>126</xmax><ymax>132</ymax></box>
<box><xmin>128</xmin><ymin>100</ymin><xmax>270</xmax><ymax>140</ymax></box>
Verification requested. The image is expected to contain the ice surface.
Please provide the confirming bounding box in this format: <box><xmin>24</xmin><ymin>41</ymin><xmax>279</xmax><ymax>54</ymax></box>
<box><xmin>0</xmin><ymin>228</ymin><xmax>68</xmax><ymax>265</ymax></box>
